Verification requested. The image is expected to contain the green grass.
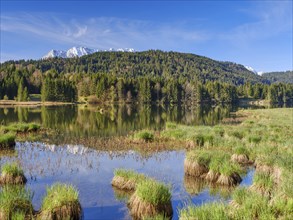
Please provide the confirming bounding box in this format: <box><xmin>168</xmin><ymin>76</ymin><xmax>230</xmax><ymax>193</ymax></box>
<box><xmin>1</xmin><ymin>162</ymin><xmax>24</xmax><ymax>177</ymax></box>
<box><xmin>186</xmin><ymin>150</ymin><xmax>212</xmax><ymax>167</ymax></box>
<box><xmin>253</xmin><ymin>172</ymin><xmax>274</xmax><ymax>192</ymax></box>
<box><xmin>219</xmin><ymin>160</ymin><xmax>243</xmax><ymax>176</ymax></box>
<box><xmin>114</xmin><ymin>169</ymin><xmax>146</xmax><ymax>182</ymax></box>
<box><xmin>134</xmin><ymin>130</ymin><xmax>155</xmax><ymax>142</ymax></box>
<box><xmin>41</xmin><ymin>183</ymin><xmax>79</xmax><ymax>211</ymax></box>
<box><xmin>0</xmin><ymin>133</ymin><xmax>16</xmax><ymax>148</ymax></box>
<box><xmin>208</xmin><ymin>153</ymin><xmax>229</xmax><ymax>173</ymax></box>
<box><xmin>179</xmin><ymin>203</ymin><xmax>229</xmax><ymax>220</ymax></box>
<box><xmin>232</xmin><ymin>187</ymin><xmax>251</xmax><ymax>205</ymax></box>
<box><xmin>136</xmin><ymin>179</ymin><xmax>171</xmax><ymax>205</ymax></box>
<box><xmin>1</xmin><ymin>123</ymin><xmax>41</xmax><ymax>133</ymax></box>
<box><xmin>234</xmin><ymin>146</ymin><xmax>249</xmax><ymax>155</ymax></box>
<box><xmin>0</xmin><ymin>185</ymin><xmax>33</xmax><ymax>219</ymax></box>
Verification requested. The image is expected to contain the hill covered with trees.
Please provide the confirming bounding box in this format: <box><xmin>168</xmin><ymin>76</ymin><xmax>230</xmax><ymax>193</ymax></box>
<box><xmin>0</xmin><ymin>50</ymin><xmax>292</xmax><ymax>104</ymax></box>
<box><xmin>262</xmin><ymin>71</ymin><xmax>293</xmax><ymax>84</ymax></box>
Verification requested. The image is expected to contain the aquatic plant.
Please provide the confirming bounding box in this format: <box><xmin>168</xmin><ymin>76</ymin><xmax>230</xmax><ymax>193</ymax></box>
<box><xmin>112</xmin><ymin>169</ymin><xmax>147</xmax><ymax>190</ymax></box>
<box><xmin>39</xmin><ymin>183</ymin><xmax>81</xmax><ymax>220</ymax></box>
<box><xmin>0</xmin><ymin>162</ymin><xmax>27</xmax><ymax>185</ymax></box>
<box><xmin>128</xmin><ymin>179</ymin><xmax>172</xmax><ymax>219</ymax></box>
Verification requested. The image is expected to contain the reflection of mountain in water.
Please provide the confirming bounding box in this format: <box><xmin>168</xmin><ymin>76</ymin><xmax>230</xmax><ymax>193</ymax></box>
<box><xmin>45</xmin><ymin>143</ymin><xmax>89</xmax><ymax>155</ymax></box>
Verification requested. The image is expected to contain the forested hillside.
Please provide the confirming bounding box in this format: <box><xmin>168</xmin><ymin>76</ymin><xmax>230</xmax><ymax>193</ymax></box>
<box><xmin>262</xmin><ymin>71</ymin><xmax>293</xmax><ymax>84</ymax></box>
<box><xmin>0</xmin><ymin>50</ymin><xmax>292</xmax><ymax>104</ymax></box>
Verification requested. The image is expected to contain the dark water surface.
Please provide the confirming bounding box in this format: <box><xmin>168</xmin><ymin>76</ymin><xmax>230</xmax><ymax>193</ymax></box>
<box><xmin>0</xmin><ymin>104</ymin><xmax>259</xmax><ymax>219</ymax></box>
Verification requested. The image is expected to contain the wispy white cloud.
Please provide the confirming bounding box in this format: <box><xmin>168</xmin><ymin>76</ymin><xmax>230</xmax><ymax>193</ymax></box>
<box><xmin>220</xmin><ymin>1</ymin><xmax>292</xmax><ymax>45</ymax></box>
<box><xmin>0</xmin><ymin>13</ymin><xmax>208</xmax><ymax>50</ymax></box>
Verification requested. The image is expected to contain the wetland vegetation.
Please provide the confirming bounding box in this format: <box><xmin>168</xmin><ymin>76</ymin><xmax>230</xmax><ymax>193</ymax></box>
<box><xmin>0</xmin><ymin>104</ymin><xmax>292</xmax><ymax>219</ymax></box>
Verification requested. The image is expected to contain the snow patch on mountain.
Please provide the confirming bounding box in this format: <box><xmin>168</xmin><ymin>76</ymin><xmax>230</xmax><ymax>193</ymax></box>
<box><xmin>42</xmin><ymin>46</ymin><xmax>135</xmax><ymax>59</ymax></box>
<box><xmin>245</xmin><ymin>66</ymin><xmax>257</xmax><ymax>74</ymax></box>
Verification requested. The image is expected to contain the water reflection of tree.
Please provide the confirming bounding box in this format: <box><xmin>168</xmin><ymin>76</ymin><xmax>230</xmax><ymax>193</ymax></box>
<box><xmin>3</xmin><ymin>104</ymin><xmax>234</xmax><ymax>138</ymax></box>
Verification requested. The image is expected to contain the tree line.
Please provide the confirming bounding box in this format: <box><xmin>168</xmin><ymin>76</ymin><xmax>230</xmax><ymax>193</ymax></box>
<box><xmin>0</xmin><ymin>51</ymin><xmax>292</xmax><ymax>104</ymax></box>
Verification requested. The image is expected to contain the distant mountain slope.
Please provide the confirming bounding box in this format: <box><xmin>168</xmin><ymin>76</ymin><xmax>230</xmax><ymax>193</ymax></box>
<box><xmin>2</xmin><ymin>50</ymin><xmax>266</xmax><ymax>85</ymax></box>
<box><xmin>262</xmin><ymin>71</ymin><xmax>293</xmax><ymax>84</ymax></box>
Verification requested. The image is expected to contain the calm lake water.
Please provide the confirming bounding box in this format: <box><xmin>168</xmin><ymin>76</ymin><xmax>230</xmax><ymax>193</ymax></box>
<box><xmin>0</xmin><ymin>104</ymin><xmax>258</xmax><ymax>219</ymax></box>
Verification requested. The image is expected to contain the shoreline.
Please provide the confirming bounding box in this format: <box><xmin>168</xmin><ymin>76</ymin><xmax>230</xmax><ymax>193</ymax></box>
<box><xmin>0</xmin><ymin>100</ymin><xmax>75</xmax><ymax>107</ymax></box>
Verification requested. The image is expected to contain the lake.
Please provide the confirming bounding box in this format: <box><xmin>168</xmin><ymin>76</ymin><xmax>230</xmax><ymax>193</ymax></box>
<box><xmin>0</xmin><ymin>104</ymin><xmax>259</xmax><ymax>219</ymax></box>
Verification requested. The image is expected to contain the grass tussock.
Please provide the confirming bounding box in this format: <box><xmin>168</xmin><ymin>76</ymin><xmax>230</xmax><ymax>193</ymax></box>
<box><xmin>0</xmin><ymin>162</ymin><xmax>27</xmax><ymax>185</ymax></box>
<box><xmin>128</xmin><ymin>179</ymin><xmax>172</xmax><ymax>219</ymax></box>
<box><xmin>0</xmin><ymin>185</ymin><xmax>34</xmax><ymax>220</ymax></box>
<box><xmin>112</xmin><ymin>169</ymin><xmax>147</xmax><ymax>190</ymax></box>
<box><xmin>39</xmin><ymin>183</ymin><xmax>81</xmax><ymax>220</ymax></box>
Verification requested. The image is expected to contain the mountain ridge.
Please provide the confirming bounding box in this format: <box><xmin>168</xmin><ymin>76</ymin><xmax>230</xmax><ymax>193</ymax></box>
<box><xmin>42</xmin><ymin>46</ymin><xmax>135</xmax><ymax>59</ymax></box>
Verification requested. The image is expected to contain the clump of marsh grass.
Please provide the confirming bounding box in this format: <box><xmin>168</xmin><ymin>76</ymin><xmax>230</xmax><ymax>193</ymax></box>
<box><xmin>231</xmin><ymin>189</ymin><xmax>275</xmax><ymax>220</ymax></box>
<box><xmin>250</xmin><ymin>172</ymin><xmax>274</xmax><ymax>197</ymax></box>
<box><xmin>0</xmin><ymin>185</ymin><xmax>34</xmax><ymax>219</ymax></box>
<box><xmin>231</xmin><ymin>146</ymin><xmax>251</xmax><ymax>164</ymax></box>
<box><xmin>112</xmin><ymin>169</ymin><xmax>147</xmax><ymax>191</ymax></box>
<box><xmin>179</xmin><ymin>203</ymin><xmax>229</xmax><ymax>220</ymax></box>
<box><xmin>216</xmin><ymin>161</ymin><xmax>242</xmax><ymax>186</ymax></box>
<box><xmin>0</xmin><ymin>162</ymin><xmax>27</xmax><ymax>185</ymax></box>
<box><xmin>133</xmin><ymin>130</ymin><xmax>155</xmax><ymax>142</ymax></box>
<box><xmin>38</xmin><ymin>183</ymin><xmax>81</xmax><ymax>220</ymax></box>
<box><xmin>206</xmin><ymin>153</ymin><xmax>229</xmax><ymax>183</ymax></box>
<box><xmin>128</xmin><ymin>179</ymin><xmax>172</xmax><ymax>219</ymax></box>
<box><xmin>184</xmin><ymin>150</ymin><xmax>211</xmax><ymax>177</ymax></box>
<box><xmin>0</xmin><ymin>133</ymin><xmax>16</xmax><ymax>149</ymax></box>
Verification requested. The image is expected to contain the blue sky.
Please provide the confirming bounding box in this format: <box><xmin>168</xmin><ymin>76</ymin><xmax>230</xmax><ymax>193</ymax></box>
<box><xmin>1</xmin><ymin>1</ymin><xmax>292</xmax><ymax>73</ymax></box>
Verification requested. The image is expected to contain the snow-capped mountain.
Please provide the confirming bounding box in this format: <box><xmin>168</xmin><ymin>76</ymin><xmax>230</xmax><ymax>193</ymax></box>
<box><xmin>245</xmin><ymin>66</ymin><xmax>257</xmax><ymax>74</ymax></box>
<box><xmin>43</xmin><ymin>50</ymin><xmax>67</xmax><ymax>59</ymax></box>
<box><xmin>42</xmin><ymin>46</ymin><xmax>135</xmax><ymax>59</ymax></box>
<box><xmin>66</xmin><ymin>47</ymin><xmax>97</xmax><ymax>58</ymax></box>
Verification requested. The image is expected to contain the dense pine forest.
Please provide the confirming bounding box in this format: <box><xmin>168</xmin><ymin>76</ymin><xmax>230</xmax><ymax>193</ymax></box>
<box><xmin>0</xmin><ymin>50</ymin><xmax>292</xmax><ymax>104</ymax></box>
